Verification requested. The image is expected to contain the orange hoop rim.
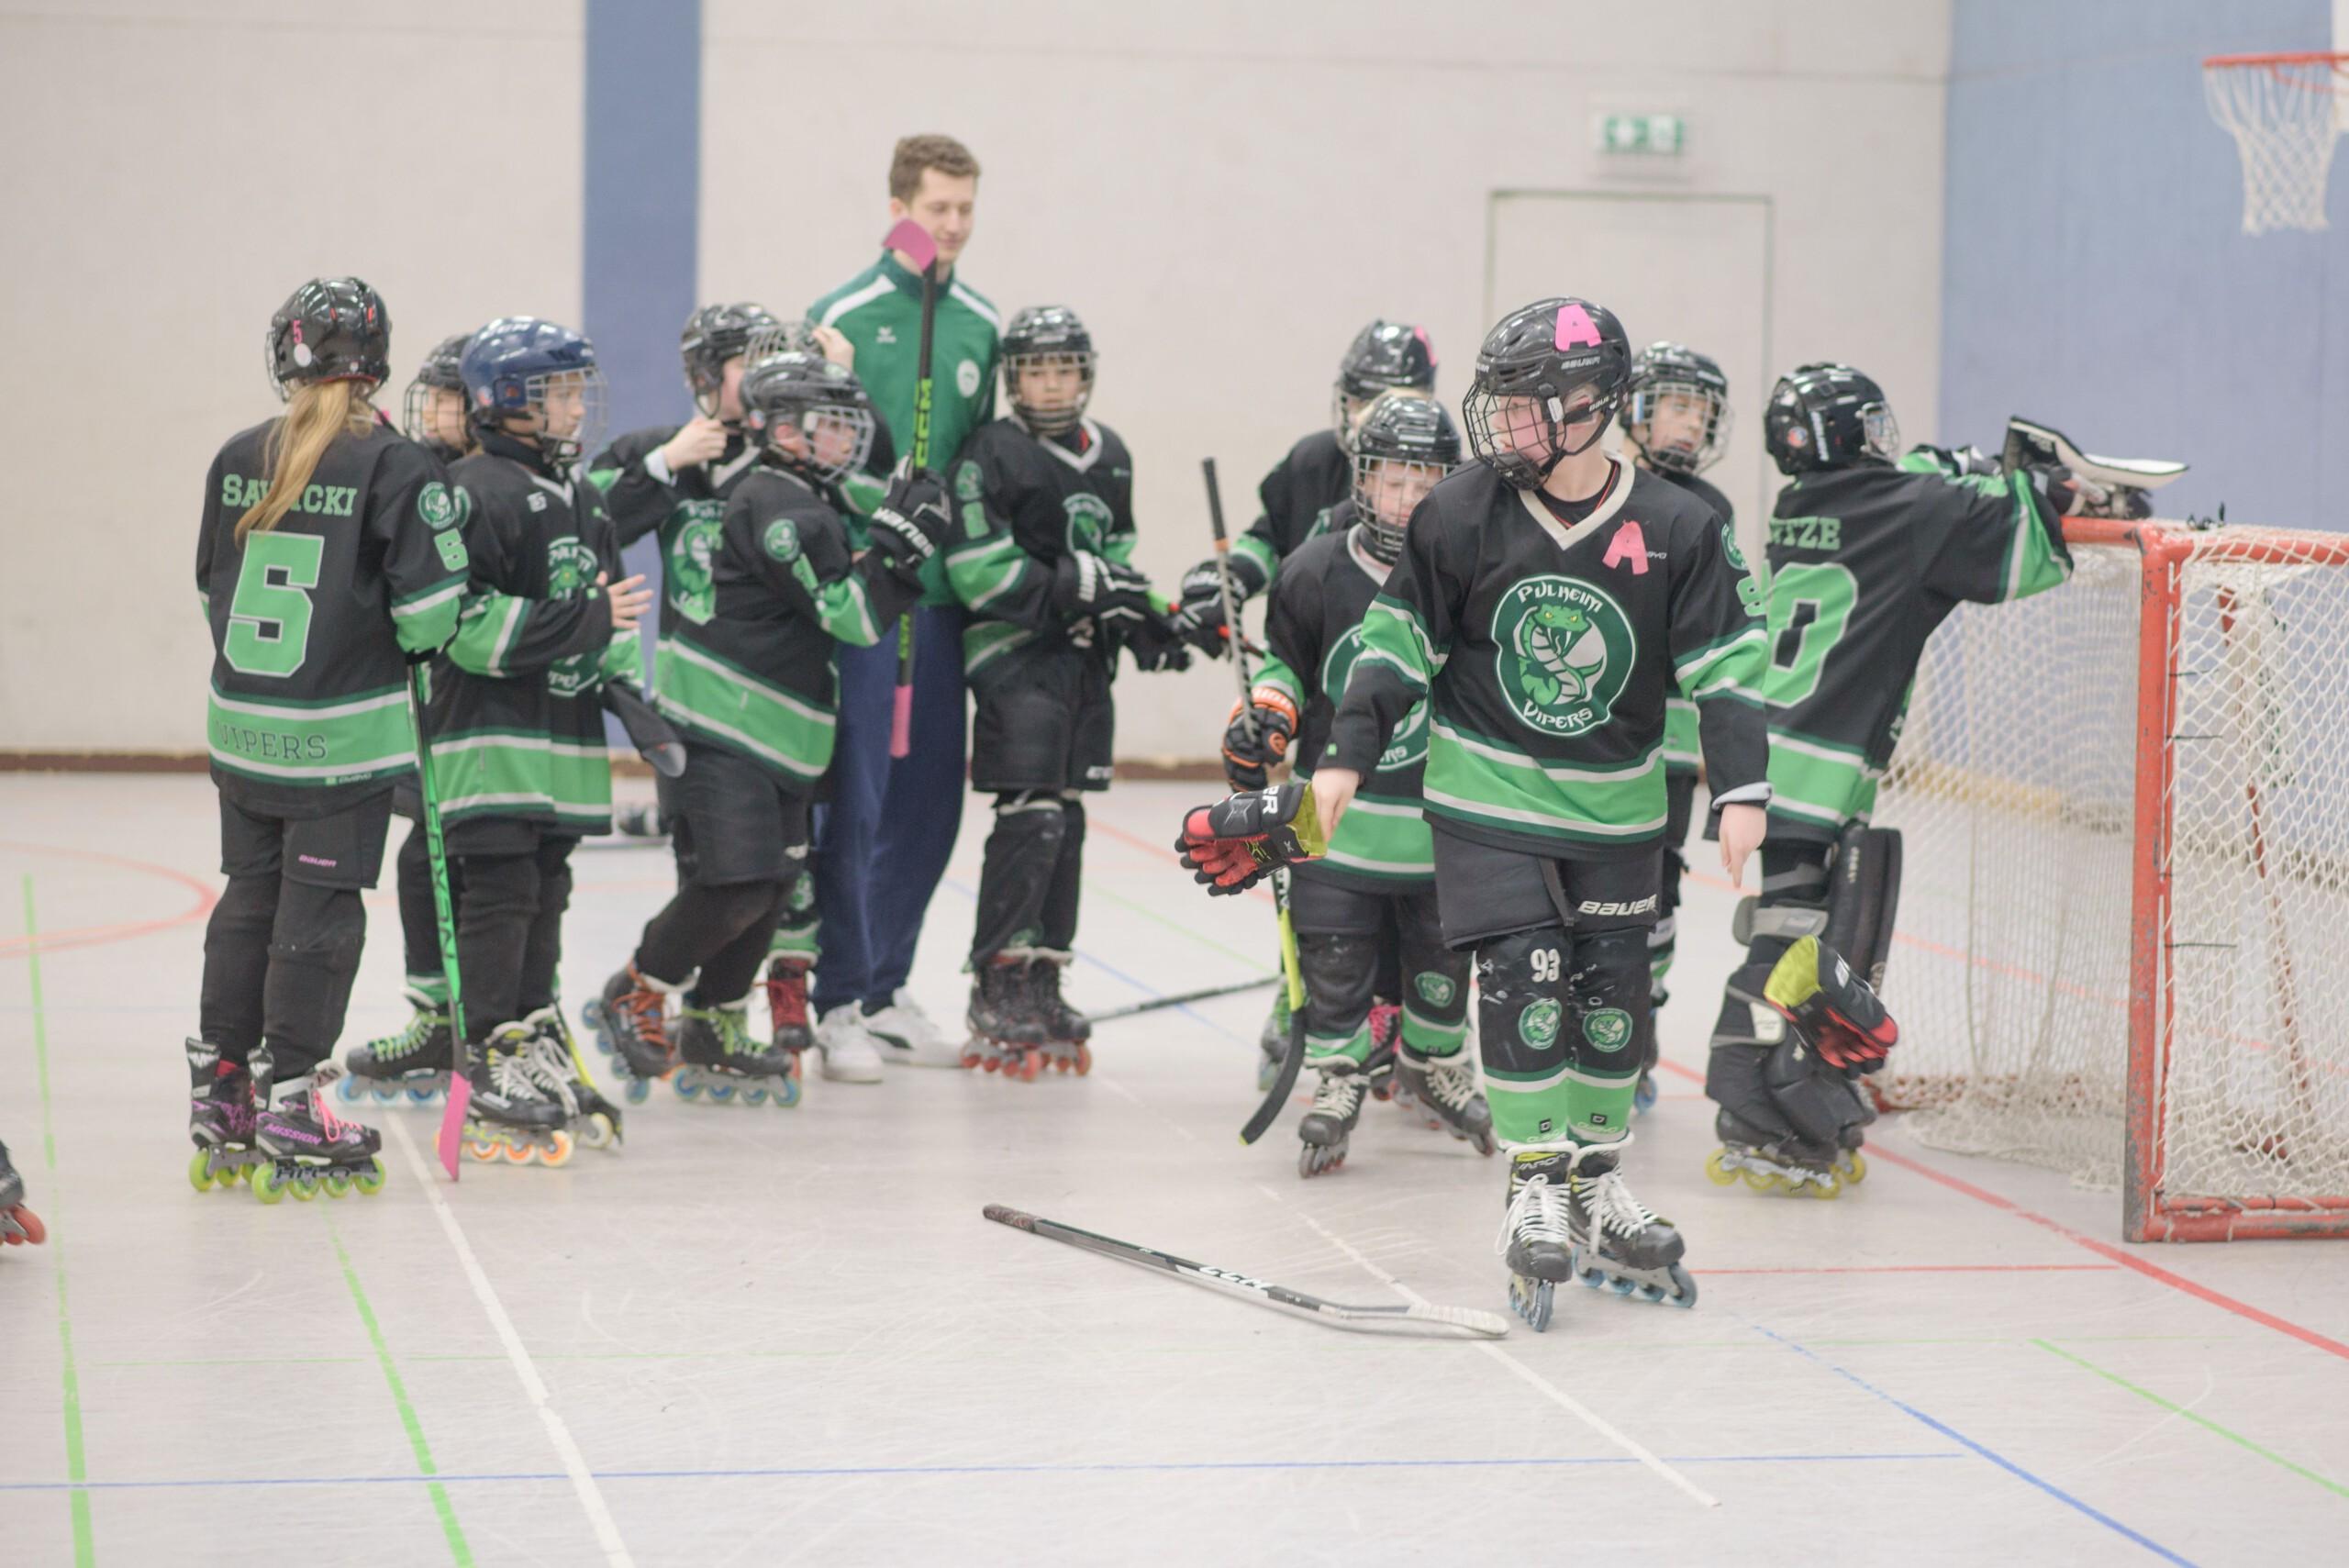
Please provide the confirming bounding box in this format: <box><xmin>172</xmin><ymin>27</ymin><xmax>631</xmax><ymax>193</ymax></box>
<box><xmin>2202</xmin><ymin>50</ymin><xmax>2349</xmax><ymax>72</ymax></box>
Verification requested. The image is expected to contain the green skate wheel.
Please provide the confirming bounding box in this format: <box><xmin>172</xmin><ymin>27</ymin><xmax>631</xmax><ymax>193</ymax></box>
<box><xmin>1703</xmin><ymin>1149</ymin><xmax>1736</xmax><ymax>1185</ymax></box>
<box><xmin>290</xmin><ymin>1173</ymin><xmax>320</xmax><ymax>1202</ymax></box>
<box><xmin>251</xmin><ymin>1164</ymin><xmax>285</xmax><ymax>1205</ymax></box>
<box><xmin>324</xmin><ymin>1171</ymin><xmax>352</xmax><ymax>1198</ymax></box>
<box><xmin>187</xmin><ymin>1149</ymin><xmax>217</xmax><ymax>1193</ymax></box>
<box><xmin>353</xmin><ymin>1167</ymin><xmax>386</xmax><ymax>1195</ymax></box>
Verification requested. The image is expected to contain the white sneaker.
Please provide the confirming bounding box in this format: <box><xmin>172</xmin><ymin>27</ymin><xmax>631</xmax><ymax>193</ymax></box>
<box><xmin>861</xmin><ymin>990</ymin><xmax>963</xmax><ymax>1068</ymax></box>
<box><xmin>815</xmin><ymin>1005</ymin><xmax>885</xmax><ymax>1084</ymax></box>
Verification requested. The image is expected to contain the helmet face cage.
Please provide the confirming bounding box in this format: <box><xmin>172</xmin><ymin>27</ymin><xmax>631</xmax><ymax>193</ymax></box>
<box><xmin>683</xmin><ymin>307</ymin><xmax>788</xmax><ymax>417</ymax></box>
<box><xmin>1353</xmin><ymin>451</ymin><xmax>1452</xmax><ymax>563</ymax></box>
<box><xmin>1463</xmin><ymin>377</ymin><xmax>1620</xmax><ymax>488</ymax></box>
<box><xmin>1860</xmin><ymin>404</ymin><xmax>1901</xmax><ymax>462</ymax></box>
<box><xmin>1627</xmin><ymin>377</ymin><xmax>1732</xmax><ymax>475</ymax></box>
<box><xmin>751</xmin><ymin>401</ymin><xmax>876</xmax><ymax>484</ymax></box>
<box><xmin>1005</xmin><ymin>348</ymin><xmax>1096</xmax><ymax>436</ymax></box>
<box><xmin>402</xmin><ymin>378</ymin><xmax>472</xmax><ymax>451</ymax></box>
<box><xmin>496</xmin><ymin>367</ymin><xmax>609</xmax><ymax>467</ymax></box>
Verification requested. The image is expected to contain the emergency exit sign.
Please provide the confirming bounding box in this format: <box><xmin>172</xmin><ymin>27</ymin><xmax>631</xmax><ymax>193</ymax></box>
<box><xmin>1596</xmin><ymin>113</ymin><xmax>1685</xmax><ymax>155</ymax></box>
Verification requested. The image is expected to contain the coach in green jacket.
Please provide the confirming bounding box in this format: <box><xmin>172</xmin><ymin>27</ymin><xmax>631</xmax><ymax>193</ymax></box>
<box><xmin>804</xmin><ymin>133</ymin><xmax>1003</xmax><ymax>1079</ymax></box>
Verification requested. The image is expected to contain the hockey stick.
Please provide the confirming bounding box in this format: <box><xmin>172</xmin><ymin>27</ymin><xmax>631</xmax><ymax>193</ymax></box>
<box><xmin>883</xmin><ymin>217</ymin><xmax>941</xmax><ymax>760</ymax></box>
<box><xmin>1083</xmin><ymin>973</ymin><xmax>1279</xmax><ymax>1026</ymax></box>
<box><xmin>603</xmin><ymin>681</ymin><xmax>685</xmax><ymax>778</ymax></box>
<box><xmin>411</xmin><ymin>664</ymin><xmax>472</xmax><ymax>1181</ymax></box>
<box><xmin>984</xmin><ymin>1205</ymin><xmax>1509</xmax><ymax>1339</ymax></box>
<box><xmin>1205</xmin><ymin>457</ymin><xmax>1310</xmax><ymax>1145</ymax></box>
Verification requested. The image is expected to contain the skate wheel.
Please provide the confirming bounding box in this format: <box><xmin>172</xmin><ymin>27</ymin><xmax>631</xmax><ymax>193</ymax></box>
<box><xmin>578</xmin><ymin>1114</ymin><xmax>616</xmax><ymax>1150</ymax></box>
<box><xmin>250</xmin><ymin>1165</ymin><xmax>285</xmax><ymax>1205</ymax></box>
<box><xmin>1473</xmin><ymin>1132</ymin><xmax>1497</xmax><ymax>1158</ymax></box>
<box><xmin>1634</xmin><ymin>1075</ymin><xmax>1658</xmax><ymax>1115</ymax></box>
<box><xmin>405</xmin><ymin>1084</ymin><xmax>439</xmax><ymax>1106</ymax></box>
<box><xmin>290</xmin><ymin>1174</ymin><xmax>320</xmax><ymax>1202</ymax></box>
<box><xmin>773</xmin><ymin>1075</ymin><xmax>802</xmax><ymax>1108</ymax></box>
<box><xmin>1704</xmin><ymin>1150</ymin><xmax>1736</xmax><ymax>1186</ymax></box>
<box><xmin>1807</xmin><ymin>1173</ymin><xmax>1844</xmax><ymax>1201</ymax></box>
<box><xmin>187</xmin><ymin>1149</ymin><xmax>219</xmax><ymax>1193</ymax></box>
<box><xmin>1842</xmin><ymin>1152</ymin><xmax>1868</xmax><ymax>1185</ymax></box>
<box><xmin>324</xmin><ymin>1171</ymin><xmax>352</xmax><ymax>1199</ymax></box>
<box><xmin>540</xmin><ymin>1131</ymin><xmax>575</xmax><ymax>1169</ymax></box>
<box><xmin>979</xmin><ymin>1054</ymin><xmax>1001</xmax><ymax>1073</ymax></box>
<box><xmin>1664</xmin><ymin>1264</ymin><xmax>1698</xmax><ymax>1309</ymax></box>
<box><xmin>353</xmin><ymin>1167</ymin><xmax>386</xmax><ymax>1195</ymax></box>
<box><xmin>707</xmin><ymin>1082</ymin><xmax>737</xmax><ymax>1104</ymax></box>
<box><xmin>1074</xmin><ymin>1045</ymin><xmax>1092</xmax><ymax>1077</ymax></box>
<box><xmin>624</xmin><ymin>1079</ymin><xmax>651</xmax><ymax>1106</ymax></box>
<box><xmin>674</xmin><ymin>1077</ymin><xmax>702</xmax><ymax>1101</ymax></box>
<box><xmin>1742</xmin><ymin>1168</ymin><xmax>1781</xmax><ymax>1194</ymax></box>
<box><xmin>1509</xmin><ymin>1274</ymin><xmax>1554</xmax><ymax>1332</ymax></box>
<box><xmin>336</xmin><ymin>1075</ymin><xmax>362</xmax><ymax>1103</ymax></box>
<box><xmin>744</xmin><ymin>1086</ymin><xmax>770</xmax><ymax>1107</ymax></box>
<box><xmin>6</xmin><ymin>1207</ymin><xmax>44</xmax><ymax>1245</ymax></box>
<box><xmin>1015</xmin><ymin>1050</ymin><xmax>1042</xmax><ymax>1083</ymax></box>
<box><xmin>499</xmin><ymin>1140</ymin><xmax>535</xmax><ymax>1166</ymax></box>
<box><xmin>466</xmin><ymin>1139</ymin><xmax>500</xmax><ymax>1163</ymax></box>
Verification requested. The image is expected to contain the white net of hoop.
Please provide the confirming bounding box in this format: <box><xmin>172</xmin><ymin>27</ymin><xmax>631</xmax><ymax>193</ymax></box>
<box><xmin>2203</xmin><ymin>54</ymin><xmax>2348</xmax><ymax>235</ymax></box>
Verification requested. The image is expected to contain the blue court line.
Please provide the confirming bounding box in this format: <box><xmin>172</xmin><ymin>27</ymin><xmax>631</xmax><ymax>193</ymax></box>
<box><xmin>1751</xmin><ymin>1326</ymin><xmax>2196</xmax><ymax>1565</ymax></box>
<box><xmin>0</xmin><ymin>1451</ymin><xmax>1966</xmax><ymax>1493</ymax></box>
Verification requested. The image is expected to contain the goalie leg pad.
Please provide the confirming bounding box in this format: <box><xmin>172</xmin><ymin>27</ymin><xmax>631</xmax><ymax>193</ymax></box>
<box><xmin>1823</xmin><ymin>825</ymin><xmax>1902</xmax><ymax>989</ymax></box>
<box><xmin>1762</xmin><ymin>1037</ymin><xmax>1875</xmax><ymax>1149</ymax></box>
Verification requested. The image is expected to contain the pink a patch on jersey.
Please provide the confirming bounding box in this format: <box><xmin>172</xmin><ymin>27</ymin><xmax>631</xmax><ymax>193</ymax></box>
<box><xmin>1554</xmin><ymin>303</ymin><xmax>1603</xmax><ymax>350</ymax></box>
<box><xmin>1603</xmin><ymin>519</ymin><xmax>1650</xmax><ymax>574</ymax></box>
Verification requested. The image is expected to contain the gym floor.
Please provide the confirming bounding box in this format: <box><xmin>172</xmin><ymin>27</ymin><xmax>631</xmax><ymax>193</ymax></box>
<box><xmin>1</xmin><ymin>774</ymin><xmax>2342</xmax><ymax>1567</ymax></box>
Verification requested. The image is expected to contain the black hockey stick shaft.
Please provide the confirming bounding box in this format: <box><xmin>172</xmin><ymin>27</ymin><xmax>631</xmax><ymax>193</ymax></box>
<box><xmin>603</xmin><ymin>681</ymin><xmax>685</xmax><ymax>778</ymax></box>
<box><xmin>1238</xmin><ymin>867</ymin><xmax>1307</xmax><ymax>1145</ymax></box>
<box><xmin>1083</xmin><ymin>973</ymin><xmax>1279</xmax><ymax>1026</ymax></box>
<box><xmin>411</xmin><ymin>665</ymin><xmax>471</xmax><ymax>1180</ymax></box>
<box><xmin>1201</xmin><ymin>458</ymin><xmax>1257</xmax><ymax>740</ymax></box>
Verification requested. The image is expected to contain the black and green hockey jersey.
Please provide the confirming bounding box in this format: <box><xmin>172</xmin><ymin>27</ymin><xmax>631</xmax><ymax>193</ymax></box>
<box><xmin>946</xmin><ymin>416</ymin><xmax>1141</xmax><ymax>676</ymax></box>
<box><xmin>1230</xmin><ymin>427</ymin><xmax>1350</xmax><ymax>592</ymax></box>
<box><xmin>1653</xmin><ymin>466</ymin><xmax>1737</xmax><ymax>779</ymax></box>
<box><xmin>196</xmin><ymin>416</ymin><xmax>469</xmax><ymax>813</ymax></box>
<box><xmin>659</xmin><ymin>460</ymin><xmax>923</xmax><ymax>788</ymax></box>
<box><xmin>1329</xmin><ymin>458</ymin><xmax>1768</xmax><ymax>861</ymax></box>
<box><xmin>1257</xmin><ymin>502</ymin><xmax>1434</xmax><ymax>885</ymax></box>
<box><xmin>430</xmin><ymin>433</ymin><xmax>634</xmax><ymax>833</ymax></box>
<box><xmin>1762</xmin><ymin>450</ymin><xmax>2070</xmax><ymax>839</ymax></box>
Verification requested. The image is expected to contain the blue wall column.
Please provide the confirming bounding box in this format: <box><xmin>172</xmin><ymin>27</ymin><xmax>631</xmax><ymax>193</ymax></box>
<box><xmin>584</xmin><ymin>0</ymin><xmax>700</xmax><ymax>700</ymax></box>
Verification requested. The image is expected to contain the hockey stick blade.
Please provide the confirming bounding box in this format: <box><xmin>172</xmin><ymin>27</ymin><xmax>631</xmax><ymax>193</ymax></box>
<box><xmin>984</xmin><ymin>1206</ymin><xmax>1509</xmax><ymax>1340</ymax></box>
<box><xmin>1084</xmin><ymin>973</ymin><xmax>1280</xmax><ymax>1027</ymax></box>
<box><xmin>881</xmin><ymin>218</ymin><xmax>938</xmax><ymax>273</ymax></box>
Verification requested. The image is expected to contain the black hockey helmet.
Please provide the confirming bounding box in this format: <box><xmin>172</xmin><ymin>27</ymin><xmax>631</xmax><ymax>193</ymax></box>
<box><xmin>1626</xmin><ymin>341</ymin><xmax>1732</xmax><ymax>476</ymax></box>
<box><xmin>740</xmin><ymin>350</ymin><xmax>878</xmax><ymax>484</ymax></box>
<box><xmin>1333</xmin><ymin>319</ymin><xmax>1437</xmax><ymax>445</ymax></box>
<box><xmin>1461</xmin><ymin>297</ymin><xmax>1631</xmax><ymax>489</ymax></box>
<box><xmin>402</xmin><ymin>332</ymin><xmax>474</xmax><ymax>450</ymax></box>
<box><xmin>1000</xmin><ymin>305</ymin><xmax>1096</xmax><ymax>436</ymax></box>
<box><xmin>461</xmin><ymin>317</ymin><xmax>607</xmax><ymax>466</ymax></box>
<box><xmin>1765</xmin><ymin>362</ymin><xmax>1900</xmax><ymax>475</ymax></box>
<box><xmin>680</xmin><ymin>302</ymin><xmax>785</xmax><ymax>416</ymax></box>
<box><xmin>265</xmin><ymin>277</ymin><xmax>391</xmax><ymax>399</ymax></box>
<box><xmin>1352</xmin><ymin>394</ymin><xmax>1461</xmax><ymax>564</ymax></box>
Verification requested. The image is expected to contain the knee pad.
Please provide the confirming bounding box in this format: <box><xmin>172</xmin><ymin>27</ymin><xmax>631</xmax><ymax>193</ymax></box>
<box><xmin>1297</xmin><ymin>931</ymin><xmax>1378</xmax><ymax>1048</ymax></box>
<box><xmin>1474</xmin><ymin>926</ymin><xmax>1572</xmax><ymax>1063</ymax></box>
<box><xmin>1567</xmin><ymin>928</ymin><xmax>1651</xmax><ymax>1068</ymax></box>
<box><xmin>992</xmin><ymin>791</ymin><xmax>1071</xmax><ymax>854</ymax></box>
<box><xmin>206</xmin><ymin>873</ymin><xmax>278</xmax><ymax>942</ymax></box>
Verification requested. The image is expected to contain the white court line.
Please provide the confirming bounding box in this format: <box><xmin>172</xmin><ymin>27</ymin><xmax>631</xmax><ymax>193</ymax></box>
<box><xmin>387</xmin><ymin>1118</ymin><xmax>636</xmax><ymax>1566</ymax></box>
<box><xmin>1259</xmin><ymin>1186</ymin><xmax>1721</xmax><ymax>1510</ymax></box>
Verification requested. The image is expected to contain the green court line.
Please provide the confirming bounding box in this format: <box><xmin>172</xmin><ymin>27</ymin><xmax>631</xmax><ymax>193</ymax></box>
<box><xmin>2032</xmin><ymin>1338</ymin><xmax>2349</xmax><ymax>1500</ymax></box>
<box><xmin>1080</xmin><ymin>874</ymin><xmax>1278</xmax><ymax>973</ymax></box>
<box><xmin>25</xmin><ymin>875</ymin><xmax>94</xmax><ymax>1567</ymax></box>
<box><xmin>327</xmin><ymin>1217</ymin><xmax>473</xmax><ymax>1565</ymax></box>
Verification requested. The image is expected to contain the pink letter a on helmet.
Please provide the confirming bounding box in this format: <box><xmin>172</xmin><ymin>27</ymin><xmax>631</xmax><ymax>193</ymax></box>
<box><xmin>1554</xmin><ymin>303</ymin><xmax>1602</xmax><ymax>350</ymax></box>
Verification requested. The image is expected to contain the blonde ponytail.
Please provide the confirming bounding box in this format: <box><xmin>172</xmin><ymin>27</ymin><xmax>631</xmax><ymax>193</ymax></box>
<box><xmin>237</xmin><ymin>381</ymin><xmax>376</xmax><ymax>541</ymax></box>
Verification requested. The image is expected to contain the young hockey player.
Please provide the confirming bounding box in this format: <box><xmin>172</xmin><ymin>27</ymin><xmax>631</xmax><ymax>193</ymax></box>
<box><xmin>589</xmin><ymin>352</ymin><xmax>952</xmax><ymax>1104</ymax></box>
<box><xmin>1</xmin><ymin>1139</ymin><xmax>46</xmax><ymax>1247</ymax></box>
<box><xmin>588</xmin><ymin>304</ymin><xmax>827</xmax><ymax>1062</ymax></box>
<box><xmin>1308</xmin><ymin>297</ymin><xmax>1770</xmax><ymax>1329</ymax></box>
<box><xmin>417</xmin><ymin>317</ymin><xmax>651</xmax><ymax>1165</ymax></box>
<box><xmin>1705</xmin><ymin>363</ymin><xmax>2074</xmax><ymax>1196</ymax></box>
<box><xmin>189</xmin><ymin>278</ymin><xmax>465</xmax><ymax>1201</ymax></box>
<box><xmin>1220</xmin><ymin>395</ymin><xmax>1493</xmax><ymax>1174</ymax></box>
<box><xmin>948</xmin><ymin>305</ymin><xmax>1189</xmax><ymax>1078</ymax></box>
<box><xmin>1174</xmin><ymin>319</ymin><xmax>1439</xmax><ymax>1073</ymax></box>
<box><xmin>345</xmin><ymin>330</ymin><xmax>478</xmax><ymax>1109</ymax></box>
<box><xmin>1620</xmin><ymin>341</ymin><xmax>1740</xmax><ymax>1113</ymax></box>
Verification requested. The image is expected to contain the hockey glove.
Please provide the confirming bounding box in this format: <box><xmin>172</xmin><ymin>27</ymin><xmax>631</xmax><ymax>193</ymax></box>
<box><xmin>1123</xmin><ymin>609</ymin><xmax>1195</xmax><ymax>673</ymax></box>
<box><xmin>1052</xmin><ymin>551</ymin><xmax>1157</xmax><ymax>623</ymax></box>
<box><xmin>866</xmin><ymin>471</ymin><xmax>953</xmax><ymax>575</ymax></box>
<box><xmin>1174</xmin><ymin>781</ymin><xmax>1328</xmax><ymax>896</ymax></box>
<box><xmin>1762</xmin><ymin>936</ymin><xmax>1898</xmax><ymax>1074</ymax></box>
<box><xmin>1220</xmin><ymin>688</ymin><xmax>1298</xmax><ymax>790</ymax></box>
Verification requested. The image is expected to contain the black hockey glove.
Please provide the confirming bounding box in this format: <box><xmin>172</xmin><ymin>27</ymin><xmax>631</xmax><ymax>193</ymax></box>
<box><xmin>867</xmin><ymin>471</ymin><xmax>953</xmax><ymax>576</ymax></box>
<box><xmin>1123</xmin><ymin>610</ymin><xmax>1194</xmax><ymax>674</ymax></box>
<box><xmin>1052</xmin><ymin>551</ymin><xmax>1157</xmax><ymax>623</ymax></box>
<box><xmin>1220</xmin><ymin>688</ymin><xmax>1298</xmax><ymax>791</ymax></box>
<box><xmin>1174</xmin><ymin>781</ymin><xmax>1328</xmax><ymax>896</ymax></box>
<box><xmin>1761</xmin><ymin>936</ymin><xmax>1898</xmax><ymax>1074</ymax></box>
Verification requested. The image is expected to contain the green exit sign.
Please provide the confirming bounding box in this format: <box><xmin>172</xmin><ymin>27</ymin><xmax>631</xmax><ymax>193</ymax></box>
<box><xmin>1596</xmin><ymin>113</ymin><xmax>1685</xmax><ymax>155</ymax></box>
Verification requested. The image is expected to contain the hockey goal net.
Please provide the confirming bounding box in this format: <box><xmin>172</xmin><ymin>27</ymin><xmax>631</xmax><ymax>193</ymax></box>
<box><xmin>1869</xmin><ymin>517</ymin><xmax>2349</xmax><ymax>1241</ymax></box>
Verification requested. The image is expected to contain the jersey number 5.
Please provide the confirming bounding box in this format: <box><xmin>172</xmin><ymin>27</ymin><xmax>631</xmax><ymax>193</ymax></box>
<box><xmin>1766</xmin><ymin>562</ymin><xmax>1857</xmax><ymax>706</ymax></box>
<box><xmin>223</xmin><ymin>532</ymin><xmax>323</xmax><ymax>678</ymax></box>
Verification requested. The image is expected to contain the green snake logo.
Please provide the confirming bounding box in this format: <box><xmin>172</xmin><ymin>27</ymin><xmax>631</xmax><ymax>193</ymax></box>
<box><xmin>1490</xmin><ymin>576</ymin><xmax>1637</xmax><ymax>738</ymax></box>
<box><xmin>666</xmin><ymin>503</ymin><xmax>724</xmax><ymax>627</ymax></box>
<box><xmin>1323</xmin><ymin>625</ymin><xmax>1428</xmax><ymax>769</ymax></box>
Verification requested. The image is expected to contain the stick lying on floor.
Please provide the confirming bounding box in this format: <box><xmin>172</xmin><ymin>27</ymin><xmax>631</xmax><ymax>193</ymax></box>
<box><xmin>984</xmin><ymin>1204</ymin><xmax>1509</xmax><ymax>1339</ymax></box>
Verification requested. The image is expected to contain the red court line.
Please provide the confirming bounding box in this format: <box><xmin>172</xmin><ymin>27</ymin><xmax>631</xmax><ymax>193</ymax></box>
<box><xmin>1698</xmin><ymin>1265</ymin><xmax>2118</xmax><ymax>1276</ymax></box>
<box><xmin>0</xmin><ymin>840</ymin><xmax>218</xmax><ymax>959</ymax></box>
<box><xmin>1655</xmin><ymin>1056</ymin><xmax>2349</xmax><ymax>1362</ymax></box>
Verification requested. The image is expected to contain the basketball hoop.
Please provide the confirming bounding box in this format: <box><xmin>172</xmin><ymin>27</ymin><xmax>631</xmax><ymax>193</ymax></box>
<box><xmin>2202</xmin><ymin>52</ymin><xmax>2349</xmax><ymax>234</ymax></box>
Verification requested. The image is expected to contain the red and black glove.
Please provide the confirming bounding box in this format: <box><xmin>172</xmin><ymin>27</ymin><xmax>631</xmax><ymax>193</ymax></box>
<box><xmin>1220</xmin><ymin>688</ymin><xmax>1298</xmax><ymax>791</ymax></box>
<box><xmin>1174</xmin><ymin>781</ymin><xmax>1323</xmax><ymax>896</ymax></box>
<box><xmin>1766</xmin><ymin>937</ymin><xmax>1899</xmax><ymax>1074</ymax></box>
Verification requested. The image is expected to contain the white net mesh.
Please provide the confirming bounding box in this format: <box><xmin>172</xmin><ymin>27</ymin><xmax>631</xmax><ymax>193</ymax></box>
<box><xmin>1871</xmin><ymin>522</ymin><xmax>2349</xmax><ymax>1230</ymax></box>
<box><xmin>2203</xmin><ymin>53</ymin><xmax>2348</xmax><ymax>235</ymax></box>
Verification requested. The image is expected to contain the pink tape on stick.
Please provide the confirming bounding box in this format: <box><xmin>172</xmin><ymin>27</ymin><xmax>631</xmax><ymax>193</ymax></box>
<box><xmin>884</xmin><ymin>218</ymin><xmax>939</xmax><ymax>272</ymax></box>
<box><xmin>436</xmin><ymin>1075</ymin><xmax>471</xmax><ymax>1179</ymax></box>
<box><xmin>890</xmin><ymin>684</ymin><xmax>914</xmax><ymax>758</ymax></box>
